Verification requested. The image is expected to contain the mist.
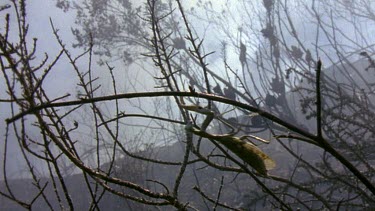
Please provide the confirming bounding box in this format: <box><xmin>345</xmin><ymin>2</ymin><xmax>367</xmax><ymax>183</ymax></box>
<box><xmin>1</xmin><ymin>0</ymin><xmax>375</xmax><ymax>210</ymax></box>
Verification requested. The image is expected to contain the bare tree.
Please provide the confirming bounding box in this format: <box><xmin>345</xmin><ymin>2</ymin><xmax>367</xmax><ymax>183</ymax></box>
<box><xmin>1</xmin><ymin>0</ymin><xmax>375</xmax><ymax>210</ymax></box>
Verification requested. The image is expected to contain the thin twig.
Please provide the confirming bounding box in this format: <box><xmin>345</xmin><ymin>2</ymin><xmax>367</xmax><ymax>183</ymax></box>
<box><xmin>316</xmin><ymin>59</ymin><xmax>323</xmax><ymax>138</ymax></box>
